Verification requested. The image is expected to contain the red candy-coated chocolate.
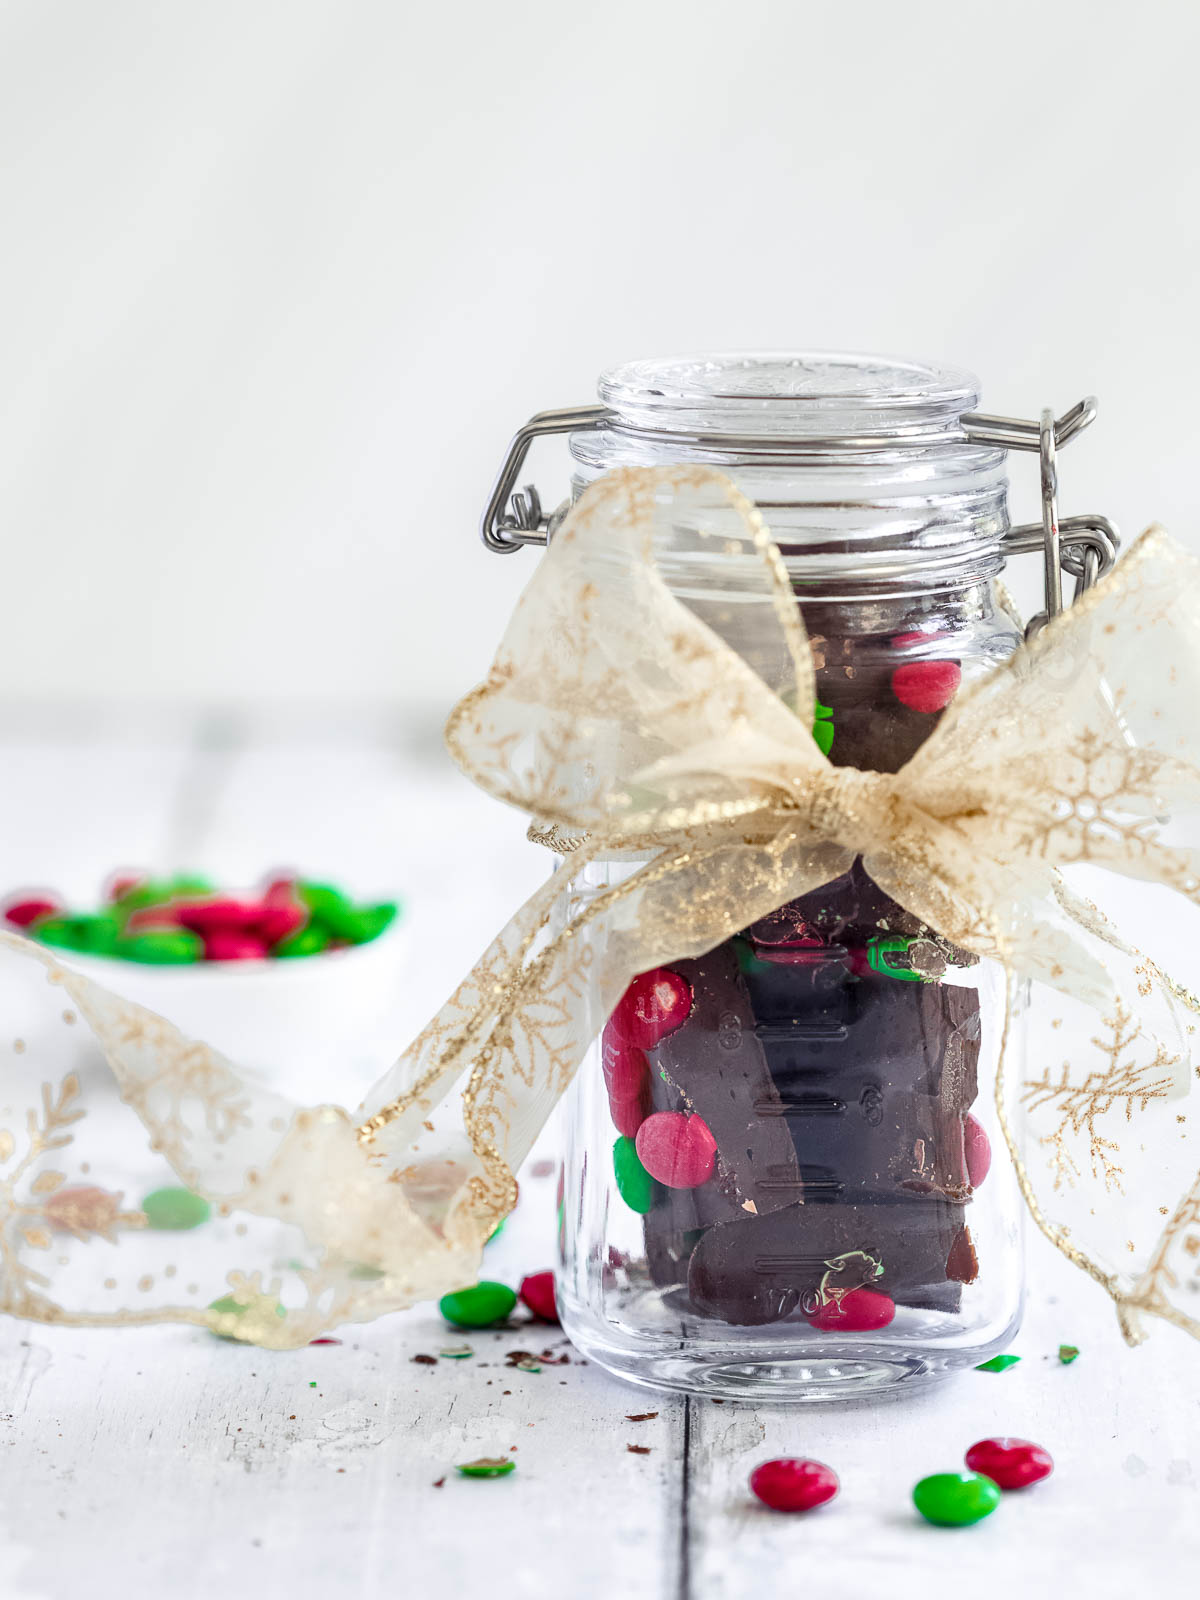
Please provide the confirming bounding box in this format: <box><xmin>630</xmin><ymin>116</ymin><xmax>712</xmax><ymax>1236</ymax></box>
<box><xmin>609</xmin><ymin>1089</ymin><xmax>648</xmax><ymax>1139</ymax></box>
<box><xmin>203</xmin><ymin>930</ymin><xmax>270</xmax><ymax>961</ymax></box>
<box><xmin>965</xmin><ymin>1437</ymin><xmax>1053</xmax><ymax>1490</ymax></box>
<box><xmin>608</xmin><ymin>970</ymin><xmax>692</xmax><ymax>1050</ymax></box>
<box><xmin>749</xmin><ymin>1458</ymin><xmax>839</xmax><ymax>1513</ymax></box>
<box><xmin>891</xmin><ymin>659</ymin><xmax>962</xmax><ymax>713</ymax></box>
<box><xmin>635</xmin><ymin>1112</ymin><xmax>717</xmax><ymax>1188</ymax></box>
<box><xmin>965</xmin><ymin>1113</ymin><xmax>992</xmax><ymax>1187</ymax></box>
<box><xmin>176</xmin><ymin>898</ymin><xmax>265</xmax><ymax>933</ymax></box>
<box><xmin>601</xmin><ymin>1028</ymin><xmax>650</xmax><ymax>1101</ymax></box>
<box><xmin>4</xmin><ymin>896</ymin><xmax>60</xmax><ymax>928</ymax></box>
<box><xmin>518</xmin><ymin>1271</ymin><xmax>559</xmax><ymax>1323</ymax></box>
<box><xmin>257</xmin><ymin>899</ymin><xmax>307</xmax><ymax>947</ymax></box>
<box><xmin>807</xmin><ymin>1286</ymin><xmax>896</xmax><ymax>1332</ymax></box>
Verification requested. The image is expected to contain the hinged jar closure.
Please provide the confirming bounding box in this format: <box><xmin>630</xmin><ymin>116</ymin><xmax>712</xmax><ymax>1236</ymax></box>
<box><xmin>480</xmin><ymin>351</ymin><xmax>1118</xmax><ymax>630</ymax></box>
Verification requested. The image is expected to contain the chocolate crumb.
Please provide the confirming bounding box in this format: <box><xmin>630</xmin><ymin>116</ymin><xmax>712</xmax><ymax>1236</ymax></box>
<box><xmin>502</xmin><ymin>1389</ymin><xmax>512</xmax><ymax>1395</ymax></box>
<box><xmin>433</xmin><ymin>1476</ymin><xmax>446</xmax><ymax>1489</ymax></box>
<box><xmin>626</xmin><ymin>1412</ymin><xmax>659</xmax><ymax>1422</ymax></box>
<box><xmin>627</xmin><ymin>1444</ymin><xmax>652</xmax><ymax>1455</ymax></box>
<box><xmin>411</xmin><ymin>1353</ymin><xmax>438</xmax><ymax>1365</ymax></box>
<box><xmin>711</xmin><ymin>1398</ymin><xmax>725</xmax><ymax>1405</ymax></box>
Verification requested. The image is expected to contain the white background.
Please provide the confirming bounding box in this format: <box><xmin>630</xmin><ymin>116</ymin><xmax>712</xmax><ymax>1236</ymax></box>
<box><xmin>1</xmin><ymin>0</ymin><xmax>1197</xmax><ymax>723</ymax></box>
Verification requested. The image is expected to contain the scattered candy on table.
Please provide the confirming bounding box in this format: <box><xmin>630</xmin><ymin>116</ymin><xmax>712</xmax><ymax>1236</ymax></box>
<box><xmin>141</xmin><ymin>1186</ymin><xmax>211</xmax><ymax>1230</ymax></box>
<box><xmin>2</xmin><ymin>873</ymin><xmax>400</xmax><ymax>963</ymax></box>
<box><xmin>964</xmin><ymin>1437</ymin><xmax>1053</xmax><ymax>1490</ymax></box>
<box><xmin>439</xmin><ymin>1281</ymin><xmax>518</xmax><ymax>1328</ymax></box>
<box><xmin>456</xmin><ymin>1458</ymin><xmax>516</xmax><ymax>1478</ymax></box>
<box><xmin>975</xmin><ymin>1353</ymin><xmax>1021</xmax><ymax>1373</ymax></box>
<box><xmin>749</xmin><ymin>1458</ymin><xmax>840</xmax><ymax>1513</ymax></box>
<box><xmin>912</xmin><ymin>1471</ymin><xmax>1001</xmax><ymax>1527</ymax></box>
<box><xmin>518</xmin><ymin>1271</ymin><xmax>559</xmax><ymax>1324</ymax></box>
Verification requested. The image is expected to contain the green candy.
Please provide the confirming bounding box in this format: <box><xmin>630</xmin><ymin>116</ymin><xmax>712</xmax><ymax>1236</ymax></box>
<box><xmin>812</xmin><ymin>700</ymin><xmax>835</xmax><ymax>757</ymax></box>
<box><xmin>295</xmin><ymin>881</ymin><xmax>357</xmax><ymax>937</ymax></box>
<box><xmin>1058</xmin><ymin>1343</ymin><xmax>1080</xmax><ymax>1365</ymax></box>
<box><xmin>339</xmin><ymin>901</ymin><xmax>399</xmax><ymax>944</ymax></box>
<box><xmin>457</xmin><ymin>1457</ymin><xmax>515</xmax><ymax>1478</ymax></box>
<box><xmin>111</xmin><ymin>879</ymin><xmax>175</xmax><ymax>914</ymax></box>
<box><xmin>274</xmin><ymin>924</ymin><xmax>331</xmax><ymax>959</ymax></box>
<box><xmin>613</xmin><ymin>1136</ymin><xmax>656</xmax><ymax>1214</ymax></box>
<box><xmin>975</xmin><ymin>1353</ymin><xmax>1021</xmax><ymax>1373</ymax></box>
<box><xmin>142</xmin><ymin>1186</ymin><xmax>211</xmax><ymax>1230</ymax></box>
<box><xmin>35</xmin><ymin>914</ymin><xmax>120</xmax><ymax>955</ymax></box>
<box><xmin>207</xmin><ymin>1295</ymin><xmax>287</xmax><ymax>1342</ymax></box>
<box><xmin>166</xmin><ymin>874</ymin><xmax>215</xmax><ymax>897</ymax></box>
<box><xmin>912</xmin><ymin>1471</ymin><xmax>1001</xmax><ymax>1527</ymax></box>
<box><xmin>115</xmin><ymin>928</ymin><xmax>203</xmax><ymax>964</ymax></box>
<box><xmin>439</xmin><ymin>1280</ymin><xmax>517</xmax><ymax>1328</ymax></box>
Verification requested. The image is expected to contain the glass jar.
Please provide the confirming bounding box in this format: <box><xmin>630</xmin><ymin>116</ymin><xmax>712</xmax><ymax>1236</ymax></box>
<box><xmin>543</xmin><ymin>353</ymin><xmax>1029</xmax><ymax>1401</ymax></box>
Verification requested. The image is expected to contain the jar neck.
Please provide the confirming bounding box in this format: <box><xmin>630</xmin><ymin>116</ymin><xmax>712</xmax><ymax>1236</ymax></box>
<box><xmin>569</xmin><ymin>352</ymin><xmax>1012</xmax><ymax>601</ymax></box>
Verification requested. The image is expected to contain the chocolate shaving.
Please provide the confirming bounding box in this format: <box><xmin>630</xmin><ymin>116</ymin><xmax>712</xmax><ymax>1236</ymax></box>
<box><xmin>627</xmin><ymin>1444</ymin><xmax>652</xmax><ymax>1455</ymax></box>
<box><xmin>626</xmin><ymin>1412</ymin><xmax>658</xmax><ymax>1422</ymax></box>
<box><xmin>411</xmin><ymin>1353</ymin><xmax>438</xmax><ymax>1365</ymax></box>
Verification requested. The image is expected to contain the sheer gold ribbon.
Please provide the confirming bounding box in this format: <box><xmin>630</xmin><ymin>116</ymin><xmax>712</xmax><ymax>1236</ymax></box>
<box><xmin>1</xmin><ymin>465</ymin><xmax>1198</xmax><ymax>1347</ymax></box>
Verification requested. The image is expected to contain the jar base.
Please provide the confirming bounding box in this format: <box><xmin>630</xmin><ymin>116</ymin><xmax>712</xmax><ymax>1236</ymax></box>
<box><xmin>563</xmin><ymin>1314</ymin><xmax>1018</xmax><ymax>1403</ymax></box>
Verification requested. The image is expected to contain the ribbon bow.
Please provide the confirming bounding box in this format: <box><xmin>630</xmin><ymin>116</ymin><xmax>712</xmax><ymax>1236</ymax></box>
<box><xmin>361</xmin><ymin>465</ymin><xmax>1200</xmax><ymax>1345</ymax></box>
<box><xmin>2</xmin><ymin>464</ymin><xmax>1198</xmax><ymax>1349</ymax></box>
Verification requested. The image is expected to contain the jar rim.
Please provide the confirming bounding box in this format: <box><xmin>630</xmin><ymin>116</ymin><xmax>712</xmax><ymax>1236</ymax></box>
<box><xmin>597</xmin><ymin>351</ymin><xmax>981</xmax><ymax>442</ymax></box>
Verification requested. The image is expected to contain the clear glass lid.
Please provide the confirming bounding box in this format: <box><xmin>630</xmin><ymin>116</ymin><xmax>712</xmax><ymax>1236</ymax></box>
<box><xmin>597</xmin><ymin>352</ymin><xmax>982</xmax><ymax>443</ymax></box>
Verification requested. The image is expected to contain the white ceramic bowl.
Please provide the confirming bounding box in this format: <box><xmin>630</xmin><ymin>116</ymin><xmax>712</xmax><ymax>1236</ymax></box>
<box><xmin>56</xmin><ymin>913</ymin><xmax>409</xmax><ymax>1105</ymax></box>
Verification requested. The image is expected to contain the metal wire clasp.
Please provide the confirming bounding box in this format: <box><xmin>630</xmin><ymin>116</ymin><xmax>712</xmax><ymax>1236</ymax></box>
<box><xmin>961</xmin><ymin>397</ymin><xmax>1119</xmax><ymax>633</ymax></box>
<box><xmin>480</xmin><ymin>393</ymin><xmax>1120</xmax><ymax>634</ymax></box>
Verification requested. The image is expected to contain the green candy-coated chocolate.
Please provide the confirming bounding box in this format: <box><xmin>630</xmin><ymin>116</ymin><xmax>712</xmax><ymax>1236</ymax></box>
<box><xmin>975</xmin><ymin>1353</ymin><xmax>1021</xmax><ymax>1373</ymax></box>
<box><xmin>166</xmin><ymin>874</ymin><xmax>215</xmax><ymax>897</ymax></box>
<box><xmin>457</xmin><ymin>1458</ymin><xmax>515</xmax><ymax>1478</ymax></box>
<box><xmin>613</xmin><ymin>1136</ymin><xmax>656</xmax><ymax>1214</ymax></box>
<box><xmin>295</xmin><ymin>881</ymin><xmax>356</xmax><ymax>936</ymax></box>
<box><xmin>439</xmin><ymin>1281</ymin><xmax>517</xmax><ymax>1328</ymax></box>
<box><xmin>1058</xmin><ymin>1343</ymin><xmax>1080</xmax><ymax>1365</ymax></box>
<box><xmin>207</xmin><ymin>1295</ymin><xmax>287</xmax><ymax>1342</ymax></box>
<box><xmin>111</xmin><ymin>880</ymin><xmax>175</xmax><ymax>913</ymax></box>
<box><xmin>142</xmin><ymin>1186</ymin><xmax>211</xmax><ymax>1230</ymax></box>
<box><xmin>339</xmin><ymin>902</ymin><xmax>399</xmax><ymax>944</ymax></box>
<box><xmin>274</xmin><ymin>924</ymin><xmax>331</xmax><ymax>958</ymax></box>
<box><xmin>116</xmin><ymin>928</ymin><xmax>203</xmax><ymax>964</ymax></box>
<box><xmin>912</xmin><ymin>1471</ymin><xmax>1001</xmax><ymax>1527</ymax></box>
<box><xmin>35</xmin><ymin>914</ymin><xmax>120</xmax><ymax>955</ymax></box>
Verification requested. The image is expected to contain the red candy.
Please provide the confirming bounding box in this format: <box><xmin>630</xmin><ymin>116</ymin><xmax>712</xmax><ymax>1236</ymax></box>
<box><xmin>608</xmin><ymin>970</ymin><xmax>692</xmax><ymax>1050</ymax></box>
<box><xmin>634</xmin><ymin>1112</ymin><xmax>716</xmax><ymax>1188</ymax></box>
<box><xmin>257</xmin><ymin>899</ymin><xmax>307</xmax><ymax>947</ymax></box>
<box><xmin>202</xmin><ymin>930</ymin><xmax>270</xmax><ymax>961</ymax></box>
<box><xmin>965</xmin><ymin>1113</ymin><xmax>992</xmax><ymax>1187</ymax></box>
<box><xmin>176</xmin><ymin>898</ymin><xmax>265</xmax><ymax>933</ymax></box>
<box><xmin>4</xmin><ymin>896</ymin><xmax>60</xmax><ymax>928</ymax></box>
<box><xmin>807</xmin><ymin>1286</ymin><xmax>896</xmax><ymax>1331</ymax></box>
<box><xmin>518</xmin><ymin>1271</ymin><xmax>559</xmax><ymax>1323</ymax></box>
<box><xmin>609</xmin><ymin>1090</ymin><xmax>647</xmax><ymax>1139</ymax></box>
<box><xmin>601</xmin><ymin>1029</ymin><xmax>650</xmax><ymax>1100</ymax></box>
<box><xmin>749</xmin><ymin>1458</ymin><xmax>839</xmax><ymax>1513</ymax></box>
<box><xmin>890</xmin><ymin>660</ymin><xmax>961</xmax><ymax>713</ymax></box>
<box><xmin>964</xmin><ymin>1437</ymin><xmax>1053</xmax><ymax>1490</ymax></box>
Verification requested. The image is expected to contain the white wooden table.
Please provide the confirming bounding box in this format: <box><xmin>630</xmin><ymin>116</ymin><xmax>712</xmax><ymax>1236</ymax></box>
<box><xmin>0</xmin><ymin>713</ymin><xmax>1197</xmax><ymax>1600</ymax></box>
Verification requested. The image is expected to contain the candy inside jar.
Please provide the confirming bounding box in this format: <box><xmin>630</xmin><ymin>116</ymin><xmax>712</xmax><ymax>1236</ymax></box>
<box><xmin>552</xmin><ymin>352</ymin><xmax>1028</xmax><ymax>1399</ymax></box>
